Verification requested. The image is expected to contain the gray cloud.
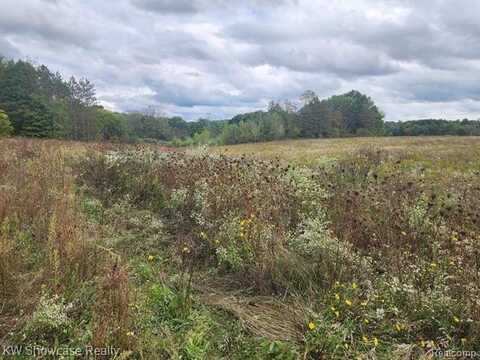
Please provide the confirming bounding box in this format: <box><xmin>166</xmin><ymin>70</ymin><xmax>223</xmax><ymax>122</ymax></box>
<box><xmin>131</xmin><ymin>0</ymin><xmax>297</xmax><ymax>15</ymax></box>
<box><xmin>131</xmin><ymin>0</ymin><xmax>200</xmax><ymax>14</ymax></box>
<box><xmin>0</xmin><ymin>37</ymin><xmax>20</xmax><ymax>58</ymax></box>
<box><xmin>0</xmin><ymin>0</ymin><xmax>96</xmax><ymax>49</ymax></box>
<box><xmin>1</xmin><ymin>0</ymin><xmax>480</xmax><ymax>120</ymax></box>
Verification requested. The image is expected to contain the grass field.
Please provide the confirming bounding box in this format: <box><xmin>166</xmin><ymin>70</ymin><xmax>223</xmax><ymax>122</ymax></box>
<box><xmin>1</xmin><ymin>136</ymin><xmax>479</xmax><ymax>359</ymax></box>
<box><xmin>213</xmin><ymin>136</ymin><xmax>480</xmax><ymax>166</ymax></box>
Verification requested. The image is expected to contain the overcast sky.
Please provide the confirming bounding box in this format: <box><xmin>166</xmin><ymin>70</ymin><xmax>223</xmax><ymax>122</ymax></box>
<box><xmin>1</xmin><ymin>0</ymin><xmax>480</xmax><ymax>120</ymax></box>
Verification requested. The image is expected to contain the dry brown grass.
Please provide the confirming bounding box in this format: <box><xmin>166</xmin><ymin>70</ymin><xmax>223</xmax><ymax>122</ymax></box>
<box><xmin>201</xmin><ymin>292</ymin><xmax>305</xmax><ymax>342</ymax></box>
<box><xmin>0</xmin><ymin>137</ymin><xmax>133</xmax><ymax>350</ymax></box>
<box><xmin>212</xmin><ymin>136</ymin><xmax>480</xmax><ymax>166</ymax></box>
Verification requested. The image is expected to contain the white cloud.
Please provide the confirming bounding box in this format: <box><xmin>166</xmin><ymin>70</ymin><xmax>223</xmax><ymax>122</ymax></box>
<box><xmin>1</xmin><ymin>0</ymin><xmax>479</xmax><ymax>120</ymax></box>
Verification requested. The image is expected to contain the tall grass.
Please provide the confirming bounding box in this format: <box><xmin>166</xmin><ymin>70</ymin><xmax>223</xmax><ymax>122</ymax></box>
<box><xmin>0</xmin><ymin>138</ymin><xmax>132</xmax><ymax>354</ymax></box>
<box><xmin>1</xmin><ymin>137</ymin><xmax>479</xmax><ymax>358</ymax></box>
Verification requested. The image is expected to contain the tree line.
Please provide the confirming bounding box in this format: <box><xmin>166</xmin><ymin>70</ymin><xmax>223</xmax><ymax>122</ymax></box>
<box><xmin>170</xmin><ymin>90</ymin><xmax>387</xmax><ymax>146</ymax></box>
<box><xmin>0</xmin><ymin>57</ymin><xmax>130</xmax><ymax>140</ymax></box>
<box><xmin>386</xmin><ymin>119</ymin><xmax>480</xmax><ymax>136</ymax></box>
<box><xmin>1</xmin><ymin>57</ymin><xmax>479</xmax><ymax>143</ymax></box>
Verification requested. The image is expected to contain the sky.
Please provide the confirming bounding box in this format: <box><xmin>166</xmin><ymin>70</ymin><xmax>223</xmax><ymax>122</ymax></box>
<box><xmin>1</xmin><ymin>0</ymin><xmax>480</xmax><ymax>121</ymax></box>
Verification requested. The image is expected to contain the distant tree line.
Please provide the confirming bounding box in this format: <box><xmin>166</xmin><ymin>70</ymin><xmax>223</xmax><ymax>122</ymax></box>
<box><xmin>1</xmin><ymin>56</ymin><xmax>479</xmax><ymax>142</ymax></box>
<box><xmin>385</xmin><ymin>119</ymin><xmax>480</xmax><ymax>136</ymax></box>
<box><xmin>175</xmin><ymin>90</ymin><xmax>386</xmax><ymax>145</ymax></box>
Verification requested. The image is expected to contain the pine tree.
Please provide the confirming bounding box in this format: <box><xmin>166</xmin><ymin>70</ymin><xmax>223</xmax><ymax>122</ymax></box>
<box><xmin>19</xmin><ymin>97</ymin><xmax>56</xmax><ymax>138</ymax></box>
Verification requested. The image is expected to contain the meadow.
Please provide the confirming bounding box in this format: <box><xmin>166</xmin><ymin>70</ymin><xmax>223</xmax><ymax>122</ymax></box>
<box><xmin>213</xmin><ymin>136</ymin><xmax>480</xmax><ymax>167</ymax></box>
<box><xmin>1</xmin><ymin>136</ymin><xmax>479</xmax><ymax>359</ymax></box>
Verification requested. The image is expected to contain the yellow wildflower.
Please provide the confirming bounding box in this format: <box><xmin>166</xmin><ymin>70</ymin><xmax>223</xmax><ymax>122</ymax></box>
<box><xmin>335</xmin><ymin>293</ymin><xmax>340</xmax><ymax>300</ymax></box>
<box><xmin>345</xmin><ymin>299</ymin><xmax>352</xmax><ymax>306</ymax></box>
<box><xmin>352</xmin><ymin>282</ymin><xmax>358</xmax><ymax>290</ymax></box>
<box><xmin>362</xmin><ymin>335</ymin><xmax>369</xmax><ymax>344</ymax></box>
<box><xmin>420</xmin><ymin>340</ymin><xmax>425</xmax><ymax>348</ymax></box>
<box><xmin>334</xmin><ymin>311</ymin><xmax>340</xmax><ymax>318</ymax></box>
<box><xmin>395</xmin><ymin>323</ymin><xmax>402</xmax><ymax>332</ymax></box>
<box><xmin>126</xmin><ymin>331</ymin><xmax>134</xmax><ymax>337</ymax></box>
<box><xmin>147</xmin><ymin>255</ymin><xmax>154</xmax><ymax>261</ymax></box>
<box><xmin>308</xmin><ymin>321</ymin><xmax>316</xmax><ymax>330</ymax></box>
<box><xmin>373</xmin><ymin>337</ymin><xmax>379</xmax><ymax>347</ymax></box>
<box><xmin>364</xmin><ymin>319</ymin><xmax>369</xmax><ymax>324</ymax></box>
<box><xmin>453</xmin><ymin>316</ymin><xmax>460</xmax><ymax>323</ymax></box>
<box><xmin>430</xmin><ymin>262</ymin><xmax>437</xmax><ymax>269</ymax></box>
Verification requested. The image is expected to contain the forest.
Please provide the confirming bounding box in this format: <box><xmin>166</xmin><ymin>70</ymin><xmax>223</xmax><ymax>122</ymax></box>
<box><xmin>1</xmin><ymin>57</ymin><xmax>479</xmax><ymax>144</ymax></box>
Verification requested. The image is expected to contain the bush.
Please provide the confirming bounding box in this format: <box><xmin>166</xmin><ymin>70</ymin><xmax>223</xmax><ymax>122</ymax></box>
<box><xmin>289</xmin><ymin>215</ymin><xmax>371</xmax><ymax>287</ymax></box>
<box><xmin>24</xmin><ymin>294</ymin><xmax>71</xmax><ymax>343</ymax></box>
<box><xmin>0</xmin><ymin>109</ymin><xmax>13</xmax><ymax>137</ymax></box>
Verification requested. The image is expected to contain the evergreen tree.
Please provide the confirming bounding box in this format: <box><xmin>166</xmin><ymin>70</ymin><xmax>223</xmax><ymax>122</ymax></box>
<box><xmin>19</xmin><ymin>96</ymin><xmax>57</xmax><ymax>138</ymax></box>
<box><xmin>0</xmin><ymin>60</ymin><xmax>38</xmax><ymax>133</ymax></box>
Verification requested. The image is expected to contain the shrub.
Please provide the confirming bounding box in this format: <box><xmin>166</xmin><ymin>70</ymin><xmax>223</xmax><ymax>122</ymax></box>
<box><xmin>0</xmin><ymin>109</ymin><xmax>13</xmax><ymax>137</ymax></box>
<box><xmin>289</xmin><ymin>215</ymin><xmax>371</xmax><ymax>287</ymax></box>
<box><xmin>24</xmin><ymin>294</ymin><xmax>71</xmax><ymax>343</ymax></box>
